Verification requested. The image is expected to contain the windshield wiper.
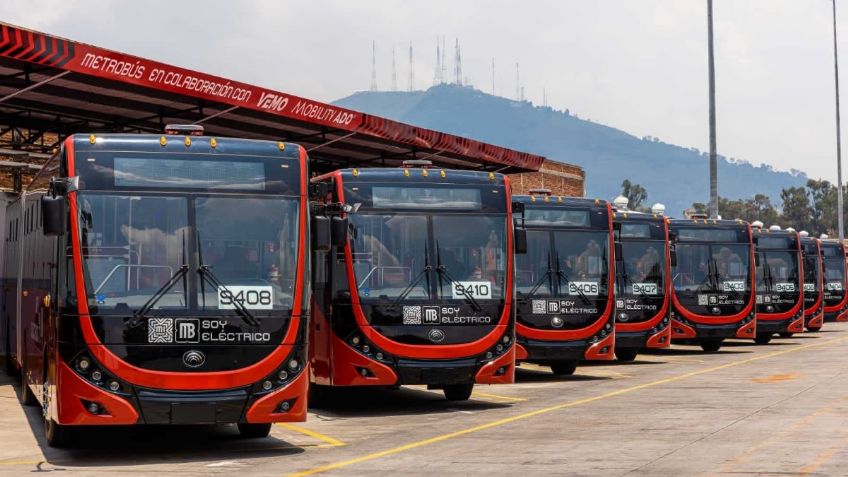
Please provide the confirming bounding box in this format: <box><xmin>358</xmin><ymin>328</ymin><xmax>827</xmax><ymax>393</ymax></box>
<box><xmin>555</xmin><ymin>251</ymin><xmax>591</xmax><ymax>305</ymax></box>
<box><xmin>520</xmin><ymin>253</ymin><xmax>553</xmax><ymax>300</ymax></box>
<box><xmin>128</xmin><ymin>230</ymin><xmax>188</xmax><ymax>328</ymax></box>
<box><xmin>390</xmin><ymin>244</ymin><xmax>432</xmax><ymax>308</ymax></box>
<box><xmin>196</xmin><ymin>231</ymin><xmax>259</xmax><ymax>327</ymax></box>
<box><xmin>763</xmin><ymin>260</ymin><xmax>774</xmax><ymax>293</ymax></box>
<box><xmin>435</xmin><ymin>241</ymin><xmax>482</xmax><ymax>312</ymax></box>
<box><xmin>128</xmin><ymin>265</ymin><xmax>189</xmax><ymax>327</ymax></box>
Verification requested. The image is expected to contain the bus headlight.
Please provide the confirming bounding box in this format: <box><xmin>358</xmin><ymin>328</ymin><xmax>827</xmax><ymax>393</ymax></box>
<box><xmin>77</xmin><ymin>358</ymin><xmax>91</xmax><ymax>372</ymax></box>
<box><xmin>550</xmin><ymin>317</ymin><xmax>564</xmax><ymax>328</ymax></box>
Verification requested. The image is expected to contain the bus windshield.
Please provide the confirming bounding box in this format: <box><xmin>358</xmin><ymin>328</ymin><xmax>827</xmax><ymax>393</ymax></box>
<box><xmin>674</xmin><ymin>243</ymin><xmax>750</xmax><ymax>293</ymax></box>
<box><xmin>553</xmin><ymin>230</ymin><xmax>610</xmax><ymax>299</ymax></box>
<box><xmin>804</xmin><ymin>253</ymin><xmax>820</xmax><ymax>292</ymax></box>
<box><xmin>76</xmin><ymin>193</ymin><xmax>300</xmax><ymax>313</ymax></box>
<box><xmin>616</xmin><ymin>241</ymin><xmax>665</xmax><ymax>297</ymax></box>
<box><xmin>756</xmin><ymin>251</ymin><xmax>799</xmax><ymax>294</ymax></box>
<box><xmin>349</xmin><ymin>213</ymin><xmax>507</xmax><ymax>301</ymax></box>
<box><xmin>823</xmin><ymin>256</ymin><xmax>846</xmax><ymax>288</ymax></box>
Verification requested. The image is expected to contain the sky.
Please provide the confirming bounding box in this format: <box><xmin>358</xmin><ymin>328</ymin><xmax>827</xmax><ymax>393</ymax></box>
<box><xmin>0</xmin><ymin>0</ymin><xmax>845</xmax><ymax>180</ymax></box>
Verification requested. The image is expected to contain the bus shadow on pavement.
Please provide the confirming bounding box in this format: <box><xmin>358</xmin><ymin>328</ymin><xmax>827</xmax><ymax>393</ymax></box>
<box><xmin>722</xmin><ymin>340</ymin><xmax>796</xmax><ymax>347</ymax></box>
<box><xmin>642</xmin><ymin>347</ymin><xmax>751</xmax><ymax>356</ymax></box>
<box><xmin>12</xmin><ymin>383</ymin><xmax>305</xmax><ymax>468</ymax></box>
<box><xmin>580</xmin><ymin>359</ymin><xmax>667</xmax><ymax>367</ymax></box>
<box><xmin>308</xmin><ymin>385</ymin><xmax>510</xmax><ymax>418</ymax></box>
<box><xmin>514</xmin><ymin>367</ymin><xmax>612</xmax><ymax>383</ymax></box>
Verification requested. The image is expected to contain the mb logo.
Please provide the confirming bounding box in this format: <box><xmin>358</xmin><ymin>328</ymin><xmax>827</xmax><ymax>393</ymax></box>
<box><xmin>175</xmin><ymin>319</ymin><xmax>200</xmax><ymax>343</ymax></box>
<box><xmin>423</xmin><ymin>306</ymin><xmax>440</xmax><ymax>324</ymax></box>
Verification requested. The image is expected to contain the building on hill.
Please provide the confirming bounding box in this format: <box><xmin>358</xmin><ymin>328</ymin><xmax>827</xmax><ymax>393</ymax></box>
<box><xmin>509</xmin><ymin>160</ymin><xmax>585</xmax><ymax>197</ymax></box>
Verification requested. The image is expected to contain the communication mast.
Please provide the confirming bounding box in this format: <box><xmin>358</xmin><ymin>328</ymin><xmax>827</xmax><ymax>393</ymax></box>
<box><xmin>408</xmin><ymin>43</ymin><xmax>415</xmax><ymax>91</ymax></box>
<box><xmin>515</xmin><ymin>62</ymin><xmax>520</xmax><ymax>100</ymax></box>
<box><xmin>433</xmin><ymin>38</ymin><xmax>442</xmax><ymax>85</ymax></box>
<box><xmin>491</xmin><ymin>58</ymin><xmax>495</xmax><ymax>95</ymax></box>
<box><xmin>391</xmin><ymin>47</ymin><xmax>397</xmax><ymax>91</ymax></box>
<box><xmin>453</xmin><ymin>38</ymin><xmax>462</xmax><ymax>85</ymax></box>
<box><xmin>370</xmin><ymin>41</ymin><xmax>377</xmax><ymax>91</ymax></box>
<box><xmin>441</xmin><ymin>36</ymin><xmax>447</xmax><ymax>84</ymax></box>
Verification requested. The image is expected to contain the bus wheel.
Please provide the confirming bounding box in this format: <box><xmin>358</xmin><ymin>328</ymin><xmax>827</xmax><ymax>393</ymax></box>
<box><xmin>754</xmin><ymin>334</ymin><xmax>772</xmax><ymax>345</ymax></box>
<box><xmin>44</xmin><ymin>419</ymin><xmax>72</xmax><ymax>448</ymax></box>
<box><xmin>443</xmin><ymin>384</ymin><xmax>474</xmax><ymax>401</ymax></box>
<box><xmin>806</xmin><ymin>325</ymin><xmax>822</xmax><ymax>332</ymax></box>
<box><xmin>615</xmin><ymin>349</ymin><xmax>638</xmax><ymax>362</ymax></box>
<box><xmin>779</xmin><ymin>332</ymin><xmax>794</xmax><ymax>338</ymax></box>
<box><xmin>237</xmin><ymin>423</ymin><xmax>272</xmax><ymax>438</ymax></box>
<box><xmin>700</xmin><ymin>339</ymin><xmax>723</xmax><ymax>353</ymax></box>
<box><xmin>550</xmin><ymin>360</ymin><xmax>578</xmax><ymax>376</ymax></box>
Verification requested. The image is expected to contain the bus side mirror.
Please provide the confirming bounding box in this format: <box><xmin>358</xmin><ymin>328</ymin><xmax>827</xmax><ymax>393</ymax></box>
<box><xmin>614</xmin><ymin>242</ymin><xmax>623</xmax><ymax>261</ymax></box>
<box><xmin>332</xmin><ymin>216</ymin><xmax>349</xmax><ymax>247</ymax></box>
<box><xmin>670</xmin><ymin>249</ymin><xmax>677</xmax><ymax>267</ymax></box>
<box><xmin>41</xmin><ymin>195</ymin><xmax>67</xmax><ymax>236</ymax></box>
<box><xmin>754</xmin><ymin>252</ymin><xmax>760</xmax><ymax>267</ymax></box>
<box><xmin>312</xmin><ymin>215</ymin><xmax>331</xmax><ymax>252</ymax></box>
<box><xmin>514</xmin><ymin>227</ymin><xmax>528</xmax><ymax>254</ymax></box>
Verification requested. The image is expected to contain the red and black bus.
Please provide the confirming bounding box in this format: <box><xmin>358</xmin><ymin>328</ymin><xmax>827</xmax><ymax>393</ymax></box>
<box><xmin>513</xmin><ymin>192</ymin><xmax>615</xmax><ymax>375</ymax></box>
<box><xmin>309</xmin><ymin>164</ymin><xmax>516</xmax><ymax>401</ymax></box>
<box><xmin>751</xmin><ymin>225</ymin><xmax>804</xmax><ymax>344</ymax></box>
<box><xmin>799</xmin><ymin>231</ymin><xmax>824</xmax><ymax>331</ymax></box>
<box><xmin>612</xmin><ymin>206</ymin><xmax>671</xmax><ymax>361</ymax></box>
<box><xmin>669</xmin><ymin>218</ymin><xmax>756</xmax><ymax>352</ymax></box>
<box><xmin>3</xmin><ymin>128</ymin><xmax>311</xmax><ymax>446</ymax></box>
<box><xmin>820</xmin><ymin>237</ymin><xmax>848</xmax><ymax>323</ymax></box>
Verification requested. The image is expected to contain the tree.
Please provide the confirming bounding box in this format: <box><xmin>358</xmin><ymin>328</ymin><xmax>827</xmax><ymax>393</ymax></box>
<box><xmin>621</xmin><ymin>180</ymin><xmax>648</xmax><ymax>211</ymax></box>
<box><xmin>779</xmin><ymin>186</ymin><xmax>811</xmax><ymax>232</ymax></box>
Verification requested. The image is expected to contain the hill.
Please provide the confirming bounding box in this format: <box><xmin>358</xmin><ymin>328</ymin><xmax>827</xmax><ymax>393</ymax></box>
<box><xmin>333</xmin><ymin>84</ymin><xmax>806</xmax><ymax>216</ymax></box>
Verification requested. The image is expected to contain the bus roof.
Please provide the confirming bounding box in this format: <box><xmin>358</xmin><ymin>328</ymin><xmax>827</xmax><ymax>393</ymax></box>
<box><xmin>512</xmin><ymin>195</ymin><xmax>608</xmax><ymax>209</ymax></box>
<box><xmin>317</xmin><ymin>167</ymin><xmax>504</xmax><ymax>186</ymax></box>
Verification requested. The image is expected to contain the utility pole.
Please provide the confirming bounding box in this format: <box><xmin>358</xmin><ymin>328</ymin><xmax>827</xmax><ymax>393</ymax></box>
<box><xmin>833</xmin><ymin>0</ymin><xmax>845</xmax><ymax>240</ymax></box>
<box><xmin>707</xmin><ymin>0</ymin><xmax>718</xmax><ymax>219</ymax></box>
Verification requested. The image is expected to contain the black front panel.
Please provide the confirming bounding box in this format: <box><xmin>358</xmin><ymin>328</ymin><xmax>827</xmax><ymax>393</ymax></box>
<box><xmin>136</xmin><ymin>387</ymin><xmax>249</xmax><ymax>425</ymax></box>
<box><xmin>91</xmin><ymin>314</ymin><xmax>290</xmax><ymax>371</ymax></box>
<box><xmin>333</xmin><ymin>303</ymin><xmax>502</xmax><ymax>345</ymax></box>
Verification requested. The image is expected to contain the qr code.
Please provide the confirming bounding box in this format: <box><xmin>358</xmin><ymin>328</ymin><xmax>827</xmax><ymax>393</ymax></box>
<box><xmin>148</xmin><ymin>318</ymin><xmax>174</xmax><ymax>343</ymax></box>
<box><xmin>403</xmin><ymin>306</ymin><xmax>422</xmax><ymax>325</ymax></box>
<box><xmin>532</xmin><ymin>300</ymin><xmax>546</xmax><ymax>314</ymax></box>
<box><xmin>698</xmin><ymin>295</ymin><xmax>709</xmax><ymax>306</ymax></box>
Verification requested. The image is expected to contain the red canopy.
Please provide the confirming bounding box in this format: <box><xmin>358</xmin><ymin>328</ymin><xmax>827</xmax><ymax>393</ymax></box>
<box><xmin>0</xmin><ymin>22</ymin><xmax>544</xmax><ymax>174</ymax></box>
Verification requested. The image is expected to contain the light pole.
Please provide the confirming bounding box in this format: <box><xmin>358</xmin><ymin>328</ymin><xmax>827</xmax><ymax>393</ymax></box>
<box><xmin>707</xmin><ymin>0</ymin><xmax>718</xmax><ymax>219</ymax></box>
<box><xmin>833</xmin><ymin>0</ymin><xmax>845</xmax><ymax>240</ymax></box>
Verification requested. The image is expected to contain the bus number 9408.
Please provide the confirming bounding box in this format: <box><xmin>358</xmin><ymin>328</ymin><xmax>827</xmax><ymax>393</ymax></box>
<box><xmin>218</xmin><ymin>286</ymin><xmax>274</xmax><ymax>310</ymax></box>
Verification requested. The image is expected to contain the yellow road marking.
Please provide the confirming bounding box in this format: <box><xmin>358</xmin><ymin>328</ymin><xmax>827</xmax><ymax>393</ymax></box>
<box><xmin>286</xmin><ymin>335</ymin><xmax>848</xmax><ymax>477</ymax></box>
<box><xmin>714</xmin><ymin>396</ymin><xmax>848</xmax><ymax>475</ymax></box>
<box><xmin>471</xmin><ymin>391</ymin><xmax>527</xmax><ymax>402</ymax></box>
<box><xmin>275</xmin><ymin>423</ymin><xmax>346</xmax><ymax>447</ymax></box>
<box><xmin>752</xmin><ymin>372</ymin><xmax>798</xmax><ymax>383</ymax></box>
<box><xmin>0</xmin><ymin>461</ymin><xmax>42</xmax><ymax>466</ymax></box>
<box><xmin>799</xmin><ymin>435</ymin><xmax>848</xmax><ymax>475</ymax></box>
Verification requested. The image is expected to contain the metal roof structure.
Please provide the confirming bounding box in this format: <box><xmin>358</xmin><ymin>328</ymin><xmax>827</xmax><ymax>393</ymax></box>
<box><xmin>0</xmin><ymin>22</ymin><xmax>545</xmax><ymax>185</ymax></box>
